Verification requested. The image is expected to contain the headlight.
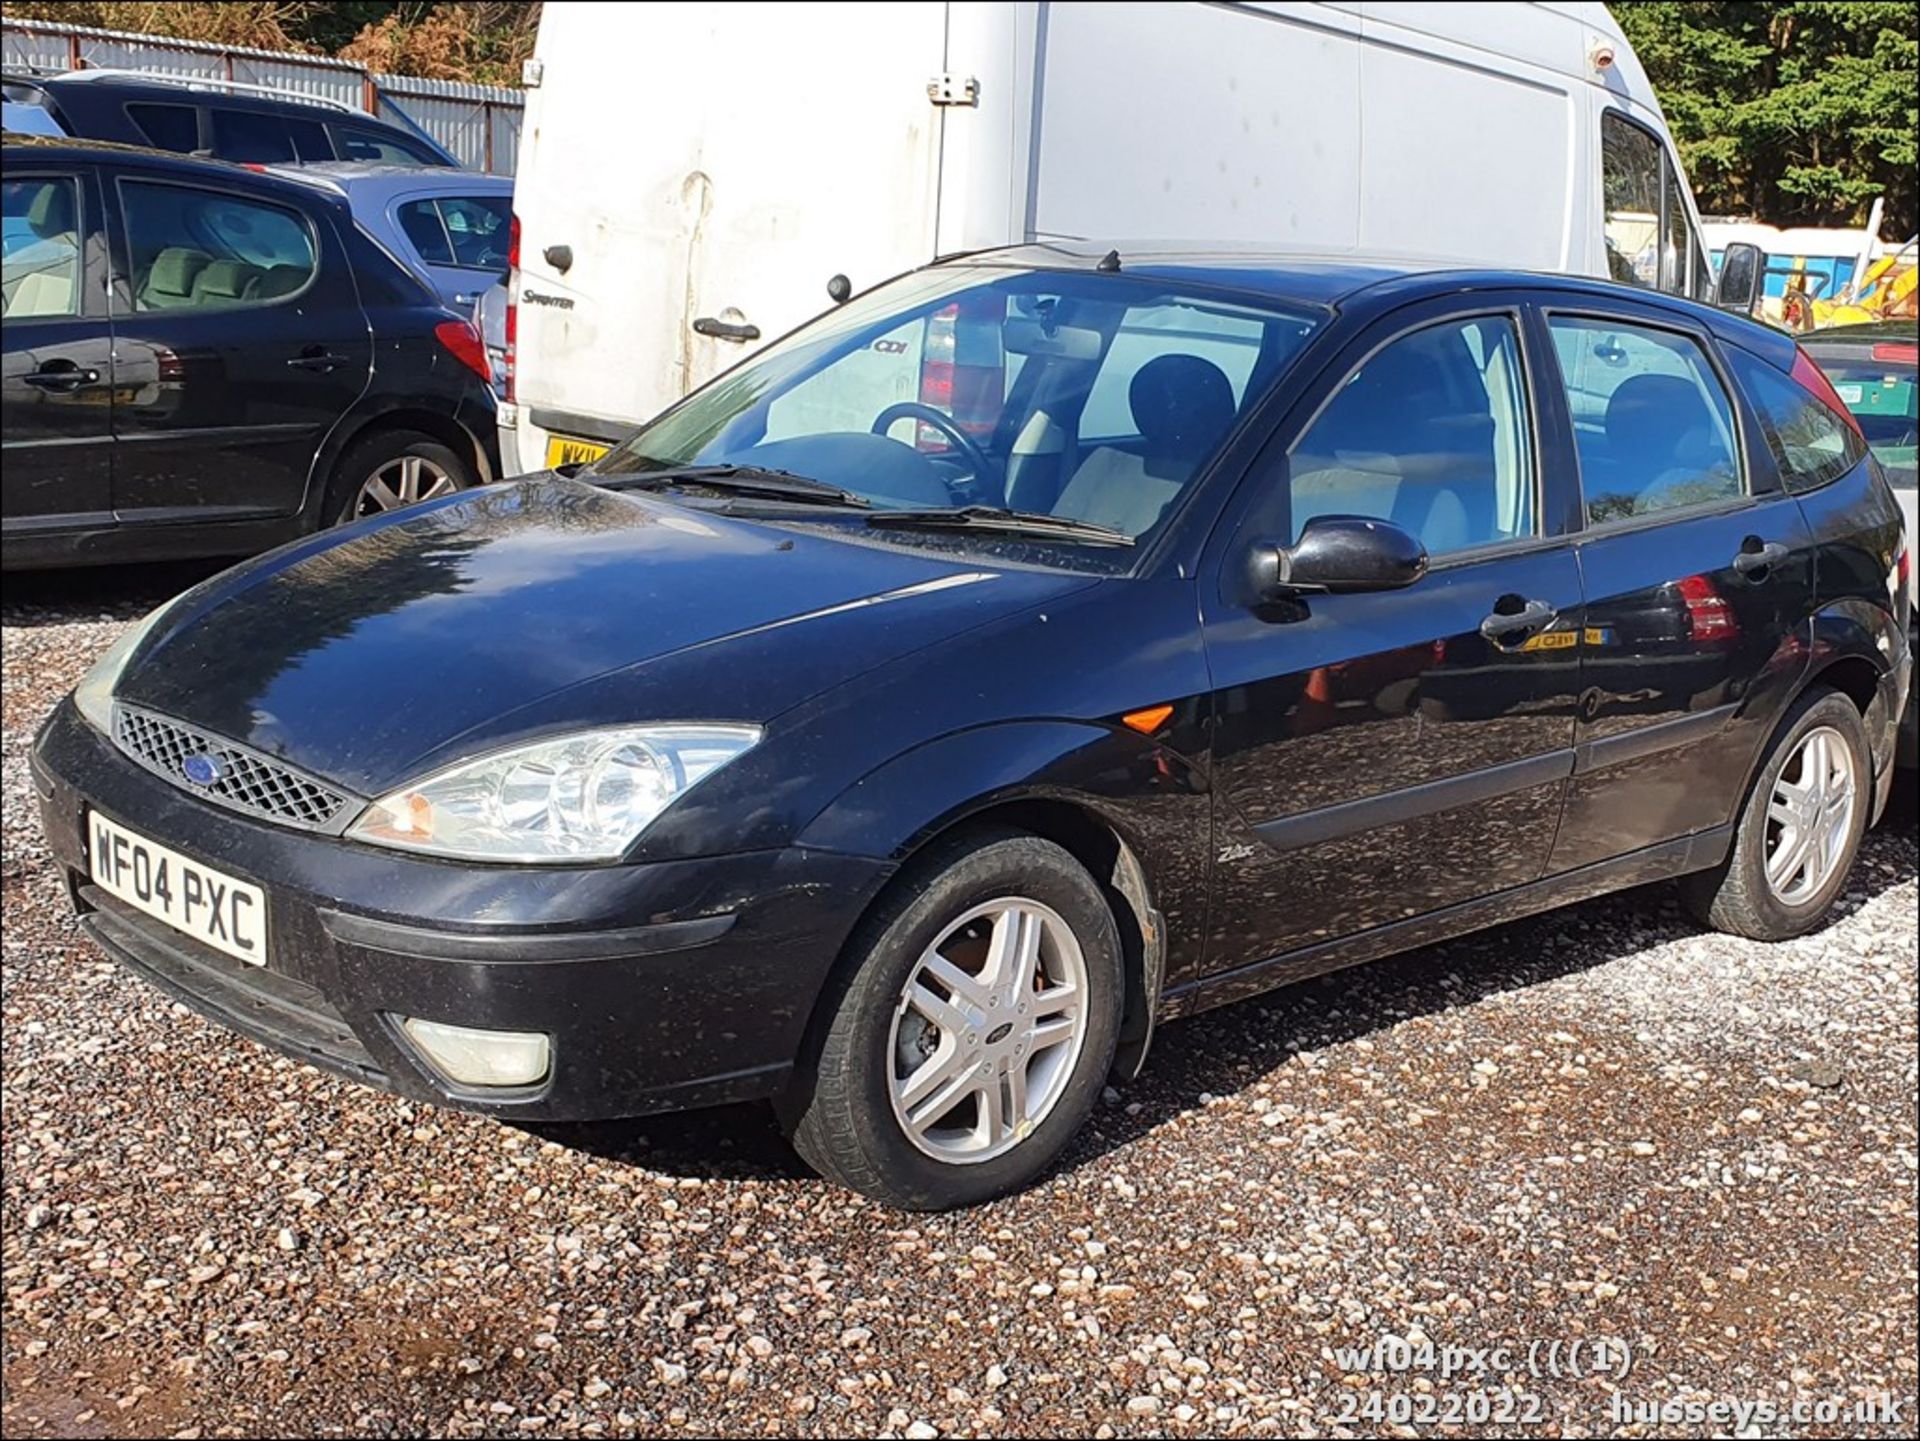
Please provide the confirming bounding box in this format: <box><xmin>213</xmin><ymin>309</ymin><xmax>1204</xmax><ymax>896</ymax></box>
<box><xmin>347</xmin><ymin>724</ymin><xmax>762</xmax><ymax>862</ymax></box>
<box><xmin>73</xmin><ymin>601</ymin><xmax>178</xmax><ymax>733</ymax></box>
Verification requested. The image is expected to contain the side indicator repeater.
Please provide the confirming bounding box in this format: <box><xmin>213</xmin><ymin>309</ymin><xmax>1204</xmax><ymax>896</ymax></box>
<box><xmin>1122</xmin><ymin>704</ymin><xmax>1175</xmax><ymax>735</ymax></box>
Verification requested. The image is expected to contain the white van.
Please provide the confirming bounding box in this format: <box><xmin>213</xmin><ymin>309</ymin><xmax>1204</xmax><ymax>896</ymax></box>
<box><xmin>503</xmin><ymin>0</ymin><xmax>1716</xmax><ymax>474</ymax></box>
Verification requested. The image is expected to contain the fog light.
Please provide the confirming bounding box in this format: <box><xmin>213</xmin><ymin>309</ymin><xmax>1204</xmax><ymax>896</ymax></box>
<box><xmin>399</xmin><ymin>1017</ymin><xmax>550</xmax><ymax>1088</ymax></box>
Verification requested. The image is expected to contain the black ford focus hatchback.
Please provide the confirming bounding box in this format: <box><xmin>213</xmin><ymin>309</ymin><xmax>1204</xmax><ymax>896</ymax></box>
<box><xmin>33</xmin><ymin>245</ymin><xmax>1912</xmax><ymax>1208</ymax></box>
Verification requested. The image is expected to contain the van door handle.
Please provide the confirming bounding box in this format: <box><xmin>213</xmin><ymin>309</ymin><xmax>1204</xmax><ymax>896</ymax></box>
<box><xmin>692</xmin><ymin>316</ymin><xmax>761</xmax><ymax>343</ymax></box>
<box><xmin>21</xmin><ymin>363</ymin><xmax>101</xmax><ymax>391</ymax></box>
<box><xmin>1733</xmin><ymin>539</ymin><xmax>1790</xmax><ymax>578</ymax></box>
<box><xmin>1480</xmin><ymin>597</ymin><xmax>1557</xmax><ymax>645</ymax></box>
<box><xmin>287</xmin><ymin>349</ymin><xmax>348</xmax><ymax>372</ymax></box>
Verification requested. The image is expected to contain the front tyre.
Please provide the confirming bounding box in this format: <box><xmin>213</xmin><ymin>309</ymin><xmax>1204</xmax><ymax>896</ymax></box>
<box><xmin>783</xmin><ymin>831</ymin><xmax>1123</xmax><ymax>1209</ymax></box>
<box><xmin>1683</xmin><ymin>687</ymin><xmax>1871</xmax><ymax>941</ymax></box>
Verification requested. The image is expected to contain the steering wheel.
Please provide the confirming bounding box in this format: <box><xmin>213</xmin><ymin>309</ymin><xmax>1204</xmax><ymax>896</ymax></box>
<box><xmin>870</xmin><ymin>402</ymin><xmax>1002</xmax><ymax>502</ymax></box>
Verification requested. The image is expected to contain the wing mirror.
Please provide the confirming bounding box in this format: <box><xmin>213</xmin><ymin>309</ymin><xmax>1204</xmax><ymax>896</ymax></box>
<box><xmin>1715</xmin><ymin>241</ymin><xmax>1765</xmax><ymax>315</ymax></box>
<box><xmin>1246</xmin><ymin>516</ymin><xmax>1429</xmax><ymax>599</ymax></box>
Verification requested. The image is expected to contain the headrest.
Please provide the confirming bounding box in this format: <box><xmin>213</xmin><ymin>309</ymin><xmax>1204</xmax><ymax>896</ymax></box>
<box><xmin>1129</xmin><ymin>354</ymin><xmax>1236</xmax><ymax>459</ymax></box>
<box><xmin>26</xmin><ymin>181</ymin><xmax>74</xmax><ymax>239</ymax></box>
<box><xmin>146</xmin><ymin>247</ymin><xmax>212</xmax><ymax>297</ymax></box>
<box><xmin>192</xmin><ymin>259</ymin><xmax>263</xmax><ymax>303</ymax></box>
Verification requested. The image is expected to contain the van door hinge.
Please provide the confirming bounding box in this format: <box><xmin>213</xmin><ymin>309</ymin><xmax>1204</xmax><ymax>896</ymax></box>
<box><xmin>927</xmin><ymin>72</ymin><xmax>979</xmax><ymax>107</ymax></box>
<box><xmin>522</xmin><ymin>57</ymin><xmax>544</xmax><ymax>88</ymax></box>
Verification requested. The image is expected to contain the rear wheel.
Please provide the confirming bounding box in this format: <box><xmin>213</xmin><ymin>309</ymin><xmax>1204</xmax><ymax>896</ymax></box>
<box><xmin>1684</xmin><ymin>688</ymin><xmax>1870</xmax><ymax>940</ymax></box>
<box><xmin>329</xmin><ymin>429</ymin><xmax>473</xmax><ymax>525</ymax></box>
<box><xmin>782</xmin><ymin>830</ymin><xmax>1123</xmax><ymax>1209</ymax></box>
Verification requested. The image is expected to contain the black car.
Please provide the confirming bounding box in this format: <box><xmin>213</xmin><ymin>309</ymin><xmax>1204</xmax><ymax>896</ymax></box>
<box><xmin>3</xmin><ymin>136</ymin><xmax>498</xmax><ymax>570</ymax></box>
<box><xmin>3</xmin><ymin>69</ymin><xmax>458</xmax><ymax>168</ymax></box>
<box><xmin>32</xmin><ymin>246</ymin><xmax>1912</xmax><ymax>1208</ymax></box>
<box><xmin>1799</xmin><ymin>320</ymin><xmax>1918</xmax><ymax>766</ymax></box>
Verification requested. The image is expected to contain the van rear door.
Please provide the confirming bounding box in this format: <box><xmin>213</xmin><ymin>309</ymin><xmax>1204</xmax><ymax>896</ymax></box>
<box><xmin>511</xmin><ymin>2</ymin><xmax>949</xmax><ymax>471</ymax></box>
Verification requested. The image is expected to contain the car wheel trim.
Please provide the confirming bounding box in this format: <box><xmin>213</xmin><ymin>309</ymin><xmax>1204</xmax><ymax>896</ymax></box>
<box><xmin>354</xmin><ymin>454</ymin><xmax>457</xmax><ymax>517</ymax></box>
<box><xmin>887</xmin><ymin>897</ymin><xmax>1089</xmax><ymax>1165</ymax></box>
<box><xmin>1764</xmin><ymin>724</ymin><xmax>1857</xmax><ymax>906</ymax></box>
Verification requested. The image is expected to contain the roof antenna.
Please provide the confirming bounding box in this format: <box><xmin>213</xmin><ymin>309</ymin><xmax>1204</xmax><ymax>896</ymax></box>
<box><xmin>1095</xmin><ymin>248</ymin><xmax>1122</xmax><ymax>273</ymax></box>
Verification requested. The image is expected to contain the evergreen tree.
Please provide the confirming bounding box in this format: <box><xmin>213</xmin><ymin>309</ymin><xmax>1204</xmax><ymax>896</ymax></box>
<box><xmin>1614</xmin><ymin>1</ymin><xmax>1917</xmax><ymax>236</ymax></box>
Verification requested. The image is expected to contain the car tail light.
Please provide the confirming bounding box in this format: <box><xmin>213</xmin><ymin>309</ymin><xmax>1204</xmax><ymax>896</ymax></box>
<box><xmin>1790</xmin><ymin>348</ymin><xmax>1865</xmax><ymax>437</ymax></box>
<box><xmin>504</xmin><ymin>212</ymin><xmax>520</xmax><ymax>404</ymax></box>
<box><xmin>1678</xmin><ymin>573</ymin><xmax>1737</xmax><ymax>643</ymax></box>
<box><xmin>434</xmin><ymin>318</ymin><xmax>492</xmax><ymax>384</ymax></box>
<box><xmin>1896</xmin><ymin>543</ymin><xmax>1911</xmax><ymax>610</ymax></box>
<box><xmin>915</xmin><ymin>297</ymin><xmax>1004</xmax><ymax>453</ymax></box>
<box><xmin>1870</xmin><ymin>342</ymin><xmax>1918</xmax><ymax>365</ymax></box>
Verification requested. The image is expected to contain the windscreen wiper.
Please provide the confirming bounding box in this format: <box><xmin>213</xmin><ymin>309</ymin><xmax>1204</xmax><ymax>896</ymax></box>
<box><xmin>591</xmin><ymin>464</ymin><xmax>871</xmax><ymax>509</ymax></box>
<box><xmin>866</xmin><ymin>505</ymin><xmax>1135</xmax><ymax>547</ymax></box>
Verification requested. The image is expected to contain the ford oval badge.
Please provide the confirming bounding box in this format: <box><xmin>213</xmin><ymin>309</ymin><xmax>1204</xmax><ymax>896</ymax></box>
<box><xmin>181</xmin><ymin>752</ymin><xmax>226</xmax><ymax>787</ymax></box>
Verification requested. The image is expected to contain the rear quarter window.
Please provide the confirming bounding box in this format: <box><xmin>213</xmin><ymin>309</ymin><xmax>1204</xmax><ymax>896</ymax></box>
<box><xmin>1725</xmin><ymin>348</ymin><xmax>1868</xmax><ymax>493</ymax></box>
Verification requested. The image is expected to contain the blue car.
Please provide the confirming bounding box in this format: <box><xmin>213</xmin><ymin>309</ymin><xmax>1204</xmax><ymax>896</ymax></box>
<box><xmin>31</xmin><ymin>246</ymin><xmax>1913</xmax><ymax>1207</ymax></box>
<box><xmin>271</xmin><ymin>162</ymin><xmax>512</xmax><ymax>313</ymax></box>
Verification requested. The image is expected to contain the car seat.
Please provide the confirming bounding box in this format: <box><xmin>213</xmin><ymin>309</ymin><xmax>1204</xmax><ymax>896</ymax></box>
<box><xmin>2</xmin><ymin>183</ymin><xmax>78</xmax><ymax>317</ymax></box>
<box><xmin>1602</xmin><ymin>373</ymin><xmax>1729</xmax><ymax>515</ymax></box>
<box><xmin>1054</xmin><ymin>354</ymin><xmax>1238</xmax><ymax>535</ymax></box>
<box><xmin>138</xmin><ymin>247</ymin><xmax>213</xmax><ymax>309</ymax></box>
<box><xmin>189</xmin><ymin>259</ymin><xmax>267</xmax><ymax>306</ymax></box>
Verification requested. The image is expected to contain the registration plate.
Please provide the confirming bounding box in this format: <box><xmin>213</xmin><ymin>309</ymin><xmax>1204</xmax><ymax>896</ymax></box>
<box><xmin>545</xmin><ymin>434</ymin><xmax>611</xmax><ymax>468</ymax></box>
<box><xmin>87</xmin><ymin>811</ymin><xmax>267</xmax><ymax>966</ymax></box>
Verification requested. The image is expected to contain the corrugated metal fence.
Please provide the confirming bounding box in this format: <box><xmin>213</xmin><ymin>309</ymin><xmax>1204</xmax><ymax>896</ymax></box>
<box><xmin>1</xmin><ymin>14</ymin><xmax>522</xmax><ymax>173</ymax></box>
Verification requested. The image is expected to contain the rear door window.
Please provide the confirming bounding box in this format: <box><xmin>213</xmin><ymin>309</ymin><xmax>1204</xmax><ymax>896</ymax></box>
<box><xmin>126</xmin><ymin>102</ymin><xmax>198</xmax><ymax>153</ymax></box>
<box><xmin>332</xmin><ymin>124</ymin><xmax>444</xmax><ymax>166</ymax></box>
<box><xmin>438</xmin><ymin>195</ymin><xmax>511</xmax><ymax>269</ymax></box>
<box><xmin>396</xmin><ymin>199</ymin><xmax>454</xmax><ymax>265</ymax></box>
<box><xmin>121</xmin><ymin>179</ymin><xmax>317</xmax><ymax>310</ymax></box>
<box><xmin>208</xmin><ymin>108</ymin><xmax>331</xmax><ymax>163</ymax></box>
<box><xmin>1547</xmin><ymin>315</ymin><xmax>1743</xmax><ymax>524</ymax></box>
<box><xmin>396</xmin><ymin>196</ymin><xmax>511</xmax><ymax>273</ymax></box>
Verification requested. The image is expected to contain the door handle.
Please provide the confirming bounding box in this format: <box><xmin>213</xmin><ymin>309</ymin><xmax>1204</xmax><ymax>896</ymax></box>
<box><xmin>1733</xmin><ymin>539</ymin><xmax>1790</xmax><ymax>578</ymax></box>
<box><xmin>692</xmin><ymin>315</ymin><xmax>761</xmax><ymax>343</ymax></box>
<box><xmin>21</xmin><ymin>365</ymin><xmax>101</xmax><ymax>392</ymax></box>
<box><xmin>1480</xmin><ymin>597</ymin><xmax>1558</xmax><ymax>645</ymax></box>
<box><xmin>287</xmin><ymin>349</ymin><xmax>348</xmax><ymax>372</ymax></box>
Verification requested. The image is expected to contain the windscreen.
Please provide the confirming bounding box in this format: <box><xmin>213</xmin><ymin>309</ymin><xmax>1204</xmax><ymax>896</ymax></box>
<box><xmin>591</xmin><ymin>266</ymin><xmax>1323</xmax><ymax>550</ymax></box>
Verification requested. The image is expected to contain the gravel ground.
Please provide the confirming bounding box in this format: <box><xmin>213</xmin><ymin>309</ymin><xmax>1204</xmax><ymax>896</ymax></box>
<box><xmin>4</xmin><ymin>565</ymin><xmax>1916</xmax><ymax>1439</ymax></box>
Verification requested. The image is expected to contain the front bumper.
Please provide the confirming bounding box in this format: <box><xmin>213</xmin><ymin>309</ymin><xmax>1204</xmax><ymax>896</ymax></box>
<box><xmin>32</xmin><ymin>699</ymin><xmax>892</xmax><ymax>1121</ymax></box>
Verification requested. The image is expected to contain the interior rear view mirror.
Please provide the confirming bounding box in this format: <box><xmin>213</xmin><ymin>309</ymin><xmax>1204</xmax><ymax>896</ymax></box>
<box><xmin>1001</xmin><ymin>317</ymin><xmax>1103</xmax><ymax>361</ymax></box>
<box><xmin>1247</xmin><ymin>516</ymin><xmax>1429</xmax><ymax>598</ymax></box>
<box><xmin>1715</xmin><ymin>241</ymin><xmax>1764</xmax><ymax>315</ymax></box>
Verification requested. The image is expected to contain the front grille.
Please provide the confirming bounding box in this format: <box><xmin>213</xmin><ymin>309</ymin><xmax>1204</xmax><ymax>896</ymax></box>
<box><xmin>112</xmin><ymin>704</ymin><xmax>356</xmax><ymax>833</ymax></box>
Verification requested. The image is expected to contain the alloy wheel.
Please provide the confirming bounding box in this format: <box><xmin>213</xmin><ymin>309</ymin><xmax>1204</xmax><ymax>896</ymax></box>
<box><xmin>887</xmin><ymin>898</ymin><xmax>1089</xmax><ymax>1164</ymax></box>
<box><xmin>350</xmin><ymin>454</ymin><xmax>458</xmax><ymax>519</ymax></box>
<box><xmin>1763</xmin><ymin>725</ymin><xmax>1857</xmax><ymax>906</ymax></box>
